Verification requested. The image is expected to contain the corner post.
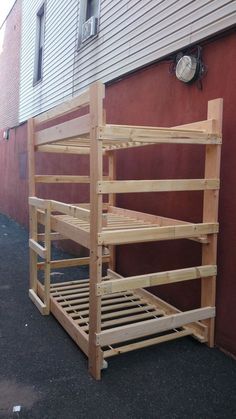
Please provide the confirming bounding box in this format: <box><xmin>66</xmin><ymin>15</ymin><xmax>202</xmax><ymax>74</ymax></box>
<box><xmin>28</xmin><ymin>118</ymin><xmax>37</xmax><ymax>291</ymax></box>
<box><xmin>44</xmin><ymin>200</ymin><xmax>51</xmax><ymax>314</ymax></box>
<box><xmin>107</xmin><ymin>150</ymin><xmax>116</xmax><ymax>270</ymax></box>
<box><xmin>88</xmin><ymin>82</ymin><xmax>105</xmax><ymax>379</ymax></box>
<box><xmin>202</xmin><ymin>98</ymin><xmax>223</xmax><ymax>347</ymax></box>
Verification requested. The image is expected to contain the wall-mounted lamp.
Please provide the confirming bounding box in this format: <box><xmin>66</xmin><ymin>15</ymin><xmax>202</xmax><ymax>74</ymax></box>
<box><xmin>170</xmin><ymin>46</ymin><xmax>206</xmax><ymax>89</ymax></box>
<box><xmin>176</xmin><ymin>55</ymin><xmax>199</xmax><ymax>83</ymax></box>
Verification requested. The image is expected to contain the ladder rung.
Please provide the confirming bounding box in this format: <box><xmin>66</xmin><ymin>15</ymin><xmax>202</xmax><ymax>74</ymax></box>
<box><xmin>29</xmin><ymin>239</ymin><xmax>46</xmax><ymax>259</ymax></box>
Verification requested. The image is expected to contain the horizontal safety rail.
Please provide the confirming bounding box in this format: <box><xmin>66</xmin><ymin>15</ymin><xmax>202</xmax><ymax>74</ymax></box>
<box><xmin>98</xmin><ymin>124</ymin><xmax>222</xmax><ymax>145</ymax></box>
<box><xmin>37</xmin><ymin>255</ymin><xmax>110</xmax><ymax>271</ymax></box>
<box><xmin>35</xmin><ymin>175</ymin><xmax>91</xmax><ymax>183</ymax></box>
<box><xmin>96</xmin><ymin>265</ymin><xmax>217</xmax><ymax>295</ymax></box>
<box><xmin>34</xmin><ymin>89</ymin><xmax>90</xmax><ymax>126</ymax></box>
<box><xmin>50</xmin><ymin>200</ymin><xmax>90</xmax><ymax>221</ymax></box>
<box><xmin>35</xmin><ymin>114</ymin><xmax>90</xmax><ymax>146</ymax></box>
<box><xmin>29</xmin><ymin>196</ymin><xmax>48</xmax><ymax>209</ymax></box>
<box><xmin>96</xmin><ymin>307</ymin><xmax>215</xmax><ymax>346</ymax></box>
<box><xmin>97</xmin><ymin>179</ymin><xmax>220</xmax><ymax>194</ymax></box>
<box><xmin>98</xmin><ymin>222</ymin><xmax>219</xmax><ymax>245</ymax></box>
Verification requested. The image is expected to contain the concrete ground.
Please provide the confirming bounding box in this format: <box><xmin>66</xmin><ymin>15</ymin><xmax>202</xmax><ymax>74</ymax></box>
<box><xmin>0</xmin><ymin>213</ymin><xmax>236</xmax><ymax>419</ymax></box>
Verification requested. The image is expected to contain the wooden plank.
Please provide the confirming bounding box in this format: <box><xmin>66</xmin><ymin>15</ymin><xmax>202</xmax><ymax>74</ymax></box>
<box><xmin>66</xmin><ymin>296</ymin><xmax>142</xmax><ymax>313</ymax></box>
<box><xmin>172</xmin><ymin>119</ymin><xmax>214</xmax><ymax>132</ymax></box>
<box><xmin>51</xmin><ymin>200</ymin><xmax>90</xmax><ymax>221</ymax></box>
<box><xmin>28</xmin><ymin>118</ymin><xmax>38</xmax><ymax>299</ymax></box>
<box><xmin>43</xmin><ymin>201</ymin><xmax>51</xmax><ymax>314</ymax></box>
<box><xmin>201</xmin><ymin>98</ymin><xmax>223</xmax><ymax>347</ymax></box>
<box><xmin>35</xmin><ymin>175</ymin><xmax>90</xmax><ymax>183</ymax></box>
<box><xmin>97</xmin><ymin>265</ymin><xmax>217</xmax><ymax>295</ymax></box>
<box><xmin>37</xmin><ymin>232</ymin><xmax>65</xmax><ymax>241</ymax></box>
<box><xmin>99</xmin><ymin>125</ymin><xmax>221</xmax><ymax>144</ymax></box>
<box><xmin>27</xmin><ymin>118</ymin><xmax>36</xmax><ymax>196</ymax></box>
<box><xmin>103</xmin><ymin>329</ymin><xmax>191</xmax><ymax>358</ymax></box>
<box><xmin>83</xmin><ymin>309</ymin><xmax>163</xmax><ymax>331</ymax></box>
<box><xmin>88</xmin><ymin>81</ymin><xmax>105</xmax><ymax>380</ymax></box>
<box><xmin>108</xmin><ymin>206</ymin><xmax>208</xmax><ymax>244</ymax></box>
<box><xmin>97</xmin><ymin>307</ymin><xmax>215</xmax><ymax>346</ymax></box>
<box><xmin>35</xmin><ymin>114</ymin><xmax>90</xmax><ymax>146</ymax></box>
<box><xmin>29</xmin><ymin>239</ymin><xmax>46</xmax><ymax>259</ymax></box>
<box><xmin>29</xmin><ymin>205</ymin><xmax>38</xmax><ymax>292</ymax></box>
<box><xmin>29</xmin><ymin>289</ymin><xmax>47</xmax><ymax>315</ymax></box>
<box><xmin>59</xmin><ymin>291</ymin><xmax>135</xmax><ymax>307</ymax></box>
<box><xmin>50</xmin><ymin>279</ymin><xmax>89</xmax><ymax>288</ymax></box>
<box><xmin>37</xmin><ymin>255</ymin><xmax>109</xmax><ymax>270</ymax></box>
<box><xmin>37</xmin><ymin>281</ymin><xmax>89</xmax><ymax>355</ymax></box>
<box><xmin>73</xmin><ymin>303</ymin><xmax>153</xmax><ymax>319</ymax></box>
<box><xmin>34</xmin><ymin>89</ymin><xmax>90</xmax><ymax>125</ymax></box>
<box><xmin>51</xmin><ymin>281</ymin><xmax>89</xmax><ymax>293</ymax></box>
<box><xmin>36</xmin><ymin>145</ymin><xmax>91</xmax><ymax>154</ymax></box>
<box><xmin>29</xmin><ymin>196</ymin><xmax>47</xmax><ymax>209</ymax></box>
<box><xmin>134</xmin><ymin>289</ymin><xmax>208</xmax><ymax>342</ymax></box>
<box><xmin>53</xmin><ymin>286</ymin><xmax>90</xmax><ymax>297</ymax></box>
<box><xmin>98</xmin><ymin>179</ymin><xmax>219</xmax><ymax>194</ymax></box>
<box><xmin>99</xmin><ymin>223</ymin><xmax>218</xmax><ymax>245</ymax></box>
<box><xmin>107</xmin><ymin>150</ymin><xmax>116</xmax><ymax>271</ymax></box>
<box><xmin>50</xmin><ymin>215</ymin><xmax>90</xmax><ymax>248</ymax></box>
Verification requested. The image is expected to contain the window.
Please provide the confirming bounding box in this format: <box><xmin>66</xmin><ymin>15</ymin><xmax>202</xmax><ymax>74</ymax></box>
<box><xmin>34</xmin><ymin>3</ymin><xmax>45</xmax><ymax>84</ymax></box>
<box><xmin>78</xmin><ymin>0</ymin><xmax>100</xmax><ymax>47</ymax></box>
<box><xmin>86</xmin><ymin>0</ymin><xmax>98</xmax><ymax>20</ymax></box>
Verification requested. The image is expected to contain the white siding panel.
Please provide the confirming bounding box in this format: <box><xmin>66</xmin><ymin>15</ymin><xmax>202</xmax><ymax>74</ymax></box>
<box><xmin>19</xmin><ymin>0</ymin><xmax>236</xmax><ymax>122</ymax></box>
<box><xmin>73</xmin><ymin>0</ymin><xmax>236</xmax><ymax>93</ymax></box>
<box><xmin>19</xmin><ymin>0</ymin><xmax>79</xmax><ymax>122</ymax></box>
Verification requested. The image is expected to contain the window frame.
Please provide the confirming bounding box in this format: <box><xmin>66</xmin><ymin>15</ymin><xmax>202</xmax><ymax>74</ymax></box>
<box><xmin>77</xmin><ymin>0</ymin><xmax>100</xmax><ymax>49</ymax></box>
<box><xmin>33</xmin><ymin>2</ymin><xmax>45</xmax><ymax>85</ymax></box>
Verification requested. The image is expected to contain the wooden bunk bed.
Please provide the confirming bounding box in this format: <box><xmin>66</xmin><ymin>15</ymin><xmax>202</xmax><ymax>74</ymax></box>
<box><xmin>27</xmin><ymin>81</ymin><xmax>222</xmax><ymax>380</ymax></box>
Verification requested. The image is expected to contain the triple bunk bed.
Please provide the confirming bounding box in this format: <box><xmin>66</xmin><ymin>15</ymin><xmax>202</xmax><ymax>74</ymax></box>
<box><xmin>27</xmin><ymin>81</ymin><xmax>222</xmax><ymax>379</ymax></box>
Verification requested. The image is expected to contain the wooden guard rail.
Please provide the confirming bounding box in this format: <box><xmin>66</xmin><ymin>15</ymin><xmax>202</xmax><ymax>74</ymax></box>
<box><xmin>96</xmin><ymin>265</ymin><xmax>217</xmax><ymax>295</ymax></box>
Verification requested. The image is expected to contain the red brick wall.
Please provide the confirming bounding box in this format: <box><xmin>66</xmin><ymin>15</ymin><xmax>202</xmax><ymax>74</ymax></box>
<box><xmin>0</xmin><ymin>31</ymin><xmax>235</xmax><ymax>356</ymax></box>
<box><xmin>0</xmin><ymin>0</ymin><xmax>21</xmax><ymax>130</ymax></box>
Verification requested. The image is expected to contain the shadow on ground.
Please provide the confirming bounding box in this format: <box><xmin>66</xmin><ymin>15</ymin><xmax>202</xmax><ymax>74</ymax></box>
<box><xmin>0</xmin><ymin>214</ymin><xmax>236</xmax><ymax>419</ymax></box>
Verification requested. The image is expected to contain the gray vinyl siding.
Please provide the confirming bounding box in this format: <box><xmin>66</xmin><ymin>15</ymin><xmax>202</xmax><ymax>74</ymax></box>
<box><xmin>19</xmin><ymin>0</ymin><xmax>79</xmax><ymax>122</ymax></box>
<box><xmin>19</xmin><ymin>0</ymin><xmax>236</xmax><ymax>121</ymax></box>
<box><xmin>73</xmin><ymin>0</ymin><xmax>236</xmax><ymax>93</ymax></box>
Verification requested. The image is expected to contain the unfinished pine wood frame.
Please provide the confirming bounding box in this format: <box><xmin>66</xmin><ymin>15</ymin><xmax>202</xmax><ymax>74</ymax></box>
<box><xmin>27</xmin><ymin>81</ymin><xmax>222</xmax><ymax>380</ymax></box>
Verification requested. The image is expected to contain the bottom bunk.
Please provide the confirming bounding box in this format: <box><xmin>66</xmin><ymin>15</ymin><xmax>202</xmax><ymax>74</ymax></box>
<box><xmin>35</xmin><ymin>273</ymin><xmax>213</xmax><ymax>363</ymax></box>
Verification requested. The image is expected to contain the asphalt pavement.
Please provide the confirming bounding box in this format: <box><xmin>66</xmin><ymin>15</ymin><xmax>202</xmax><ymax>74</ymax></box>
<box><xmin>0</xmin><ymin>213</ymin><xmax>236</xmax><ymax>419</ymax></box>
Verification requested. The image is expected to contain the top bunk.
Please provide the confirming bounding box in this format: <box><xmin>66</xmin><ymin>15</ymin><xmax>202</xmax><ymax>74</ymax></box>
<box><xmin>31</xmin><ymin>82</ymin><xmax>222</xmax><ymax>154</ymax></box>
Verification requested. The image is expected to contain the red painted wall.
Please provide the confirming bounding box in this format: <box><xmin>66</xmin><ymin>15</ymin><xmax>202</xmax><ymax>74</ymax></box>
<box><xmin>0</xmin><ymin>31</ymin><xmax>235</xmax><ymax>355</ymax></box>
<box><xmin>105</xmin><ymin>31</ymin><xmax>236</xmax><ymax>356</ymax></box>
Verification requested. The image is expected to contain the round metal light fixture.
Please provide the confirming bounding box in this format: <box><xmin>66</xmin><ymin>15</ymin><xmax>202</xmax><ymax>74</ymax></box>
<box><xmin>170</xmin><ymin>46</ymin><xmax>206</xmax><ymax>88</ymax></box>
<box><xmin>175</xmin><ymin>55</ymin><xmax>199</xmax><ymax>83</ymax></box>
<box><xmin>175</xmin><ymin>55</ymin><xmax>198</xmax><ymax>83</ymax></box>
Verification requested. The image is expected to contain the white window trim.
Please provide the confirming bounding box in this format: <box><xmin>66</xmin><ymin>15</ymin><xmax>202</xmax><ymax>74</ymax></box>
<box><xmin>33</xmin><ymin>2</ymin><xmax>45</xmax><ymax>85</ymax></box>
<box><xmin>77</xmin><ymin>0</ymin><xmax>100</xmax><ymax>49</ymax></box>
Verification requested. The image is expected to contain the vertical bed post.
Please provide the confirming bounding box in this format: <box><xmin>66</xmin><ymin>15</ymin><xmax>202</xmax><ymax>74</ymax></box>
<box><xmin>44</xmin><ymin>200</ymin><xmax>51</xmax><ymax>314</ymax></box>
<box><xmin>202</xmin><ymin>98</ymin><xmax>223</xmax><ymax>347</ymax></box>
<box><xmin>107</xmin><ymin>151</ymin><xmax>116</xmax><ymax>270</ymax></box>
<box><xmin>28</xmin><ymin>118</ymin><xmax>37</xmax><ymax>292</ymax></box>
<box><xmin>88</xmin><ymin>82</ymin><xmax>105</xmax><ymax>379</ymax></box>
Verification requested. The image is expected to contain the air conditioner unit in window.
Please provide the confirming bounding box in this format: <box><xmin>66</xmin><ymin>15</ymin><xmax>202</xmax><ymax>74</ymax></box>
<box><xmin>82</xmin><ymin>16</ymin><xmax>98</xmax><ymax>43</ymax></box>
